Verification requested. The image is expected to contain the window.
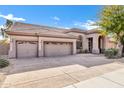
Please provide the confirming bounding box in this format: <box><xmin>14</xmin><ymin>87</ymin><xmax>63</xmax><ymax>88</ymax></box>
<box><xmin>77</xmin><ymin>35</ymin><xmax>83</xmax><ymax>49</ymax></box>
<box><xmin>78</xmin><ymin>35</ymin><xmax>83</xmax><ymax>41</ymax></box>
<box><xmin>76</xmin><ymin>41</ymin><xmax>82</xmax><ymax>49</ymax></box>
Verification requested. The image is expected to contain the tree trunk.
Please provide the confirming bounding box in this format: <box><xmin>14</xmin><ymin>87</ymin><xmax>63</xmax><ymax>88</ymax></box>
<box><xmin>116</xmin><ymin>41</ymin><xmax>123</xmax><ymax>57</ymax></box>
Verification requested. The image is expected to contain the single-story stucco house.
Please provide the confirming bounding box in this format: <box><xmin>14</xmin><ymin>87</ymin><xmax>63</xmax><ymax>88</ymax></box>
<box><xmin>6</xmin><ymin>22</ymin><xmax>116</xmax><ymax>58</ymax></box>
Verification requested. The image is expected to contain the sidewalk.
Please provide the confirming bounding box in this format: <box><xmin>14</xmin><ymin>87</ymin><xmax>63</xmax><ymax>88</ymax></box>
<box><xmin>65</xmin><ymin>68</ymin><xmax>124</xmax><ymax>88</ymax></box>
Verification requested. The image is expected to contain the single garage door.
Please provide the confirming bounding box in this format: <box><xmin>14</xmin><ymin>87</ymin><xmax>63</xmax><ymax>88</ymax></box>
<box><xmin>17</xmin><ymin>41</ymin><xmax>38</xmax><ymax>58</ymax></box>
<box><xmin>44</xmin><ymin>42</ymin><xmax>72</xmax><ymax>57</ymax></box>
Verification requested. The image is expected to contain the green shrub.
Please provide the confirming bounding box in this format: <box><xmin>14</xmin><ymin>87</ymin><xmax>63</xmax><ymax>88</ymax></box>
<box><xmin>0</xmin><ymin>59</ymin><xmax>9</xmax><ymax>68</ymax></box>
<box><xmin>104</xmin><ymin>48</ymin><xmax>118</xmax><ymax>58</ymax></box>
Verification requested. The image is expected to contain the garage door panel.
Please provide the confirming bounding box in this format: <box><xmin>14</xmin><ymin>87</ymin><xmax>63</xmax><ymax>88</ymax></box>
<box><xmin>17</xmin><ymin>41</ymin><xmax>37</xmax><ymax>58</ymax></box>
<box><xmin>44</xmin><ymin>42</ymin><xmax>72</xmax><ymax>57</ymax></box>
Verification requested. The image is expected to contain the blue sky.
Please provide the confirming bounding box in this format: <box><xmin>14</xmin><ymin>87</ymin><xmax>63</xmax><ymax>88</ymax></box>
<box><xmin>0</xmin><ymin>5</ymin><xmax>103</xmax><ymax>39</ymax></box>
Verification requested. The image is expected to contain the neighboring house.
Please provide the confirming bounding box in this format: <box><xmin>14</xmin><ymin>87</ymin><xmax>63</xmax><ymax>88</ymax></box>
<box><xmin>5</xmin><ymin>22</ymin><xmax>116</xmax><ymax>58</ymax></box>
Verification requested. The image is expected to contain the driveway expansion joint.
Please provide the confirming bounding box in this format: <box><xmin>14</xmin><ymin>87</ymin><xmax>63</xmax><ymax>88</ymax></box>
<box><xmin>101</xmin><ymin>76</ymin><xmax>124</xmax><ymax>87</ymax></box>
<box><xmin>59</xmin><ymin>69</ymin><xmax>80</xmax><ymax>83</ymax></box>
<box><xmin>3</xmin><ymin>73</ymin><xmax>67</xmax><ymax>87</ymax></box>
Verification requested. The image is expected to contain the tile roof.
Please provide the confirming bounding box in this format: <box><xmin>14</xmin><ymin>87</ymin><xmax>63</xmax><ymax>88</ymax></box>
<box><xmin>6</xmin><ymin>22</ymin><xmax>99</xmax><ymax>39</ymax></box>
<box><xmin>6</xmin><ymin>22</ymin><xmax>77</xmax><ymax>39</ymax></box>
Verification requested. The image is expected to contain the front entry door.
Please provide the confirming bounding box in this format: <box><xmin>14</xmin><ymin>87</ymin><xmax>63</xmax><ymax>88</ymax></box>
<box><xmin>88</xmin><ymin>38</ymin><xmax>93</xmax><ymax>53</ymax></box>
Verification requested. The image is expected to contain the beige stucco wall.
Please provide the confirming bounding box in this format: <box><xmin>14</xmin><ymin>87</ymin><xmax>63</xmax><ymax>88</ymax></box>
<box><xmin>67</xmin><ymin>32</ymin><xmax>110</xmax><ymax>53</ymax></box>
<box><xmin>8</xmin><ymin>32</ymin><xmax>113</xmax><ymax>58</ymax></box>
<box><xmin>67</xmin><ymin>32</ymin><xmax>87</xmax><ymax>50</ymax></box>
<box><xmin>67</xmin><ymin>32</ymin><xmax>101</xmax><ymax>53</ymax></box>
<box><xmin>9</xmin><ymin>35</ymin><xmax>76</xmax><ymax>58</ymax></box>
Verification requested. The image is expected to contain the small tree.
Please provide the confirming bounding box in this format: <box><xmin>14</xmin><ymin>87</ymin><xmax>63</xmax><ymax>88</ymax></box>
<box><xmin>98</xmin><ymin>5</ymin><xmax>124</xmax><ymax>57</ymax></box>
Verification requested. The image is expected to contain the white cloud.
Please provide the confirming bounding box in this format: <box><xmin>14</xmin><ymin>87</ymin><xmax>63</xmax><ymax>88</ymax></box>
<box><xmin>0</xmin><ymin>25</ymin><xmax>4</xmax><ymax>29</ymax></box>
<box><xmin>64</xmin><ymin>27</ymin><xmax>70</xmax><ymax>29</ymax></box>
<box><xmin>55</xmin><ymin>26</ymin><xmax>70</xmax><ymax>29</ymax></box>
<box><xmin>0</xmin><ymin>14</ymin><xmax>25</xmax><ymax>21</ymax></box>
<box><xmin>60</xmin><ymin>26</ymin><xmax>70</xmax><ymax>29</ymax></box>
<box><xmin>74</xmin><ymin>20</ymin><xmax>98</xmax><ymax>30</ymax></box>
<box><xmin>0</xmin><ymin>36</ymin><xmax>2</xmax><ymax>39</ymax></box>
<box><xmin>52</xmin><ymin>16</ymin><xmax>60</xmax><ymax>21</ymax></box>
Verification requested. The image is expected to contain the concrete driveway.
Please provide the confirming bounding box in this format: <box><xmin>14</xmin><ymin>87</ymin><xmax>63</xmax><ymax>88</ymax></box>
<box><xmin>65</xmin><ymin>68</ymin><xmax>124</xmax><ymax>88</ymax></box>
<box><xmin>1</xmin><ymin>54</ymin><xmax>124</xmax><ymax>88</ymax></box>
<box><xmin>7</xmin><ymin>54</ymin><xmax>116</xmax><ymax>74</ymax></box>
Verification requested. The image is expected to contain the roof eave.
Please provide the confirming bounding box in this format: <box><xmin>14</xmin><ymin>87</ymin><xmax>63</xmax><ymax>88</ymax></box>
<box><xmin>6</xmin><ymin>31</ymin><xmax>77</xmax><ymax>39</ymax></box>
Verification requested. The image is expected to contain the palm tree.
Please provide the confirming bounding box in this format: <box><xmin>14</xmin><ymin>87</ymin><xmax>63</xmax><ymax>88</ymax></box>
<box><xmin>0</xmin><ymin>19</ymin><xmax>13</xmax><ymax>38</ymax></box>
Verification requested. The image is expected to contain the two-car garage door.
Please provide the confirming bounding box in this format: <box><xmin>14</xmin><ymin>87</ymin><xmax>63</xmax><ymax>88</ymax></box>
<box><xmin>44</xmin><ymin>42</ymin><xmax>72</xmax><ymax>57</ymax></box>
<box><xmin>16</xmin><ymin>41</ymin><xmax>72</xmax><ymax>58</ymax></box>
<box><xmin>16</xmin><ymin>41</ymin><xmax>38</xmax><ymax>58</ymax></box>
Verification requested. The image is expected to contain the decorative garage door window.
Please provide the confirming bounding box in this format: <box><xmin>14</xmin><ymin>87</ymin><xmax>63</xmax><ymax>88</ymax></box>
<box><xmin>45</xmin><ymin>42</ymin><xmax>49</xmax><ymax>44</ymax></box>
<box><xmin>45</xmin><ymin>42</ymin><xmax>72</xmax><ymax>45</ymax></box>
<box><xmin>17</xmin><ymin>41</ymin><xmax>37</xmax><ymax>44</ymax></box>
<box><xmin>51</xmin><ymin>42</ymin><xmax>58</xmax><ymax>44</ymax></box>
